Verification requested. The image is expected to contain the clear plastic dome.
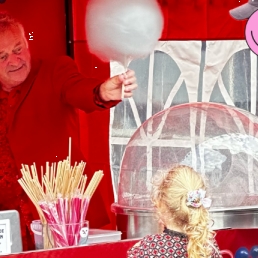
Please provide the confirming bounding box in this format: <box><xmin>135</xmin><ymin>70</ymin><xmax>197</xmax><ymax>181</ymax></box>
<box><xmin>118</xmin><ymin>102</ymin><xmax>258</xmax><ymax>209</ymax></box>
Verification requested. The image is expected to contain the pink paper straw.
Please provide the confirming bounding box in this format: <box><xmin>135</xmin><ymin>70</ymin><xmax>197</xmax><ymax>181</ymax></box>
<box><xmin>39</xmin><ymin>194</ymin><xmax>90</xmax><ymax>247</ymax></box>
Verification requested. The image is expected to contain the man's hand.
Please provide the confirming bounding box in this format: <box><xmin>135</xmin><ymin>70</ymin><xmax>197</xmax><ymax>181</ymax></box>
<box><xmin>99</xmin><ymin>69</ymin><xmax>137</xmax><ymax>102</ymax></box>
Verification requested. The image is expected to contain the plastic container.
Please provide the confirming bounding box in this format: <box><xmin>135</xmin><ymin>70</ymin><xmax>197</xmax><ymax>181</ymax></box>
<box><xmin>30</xmin><ymin>220</ymin><xmax>121</xmax><ymax>249</ymax></box>
<box><xmin>45</xmin><ymin>220</ymin><xmax>89</xmax><ymax>248</ymax></box>
<box><xmin>31</xmin><ymin>220</ymin><xmax>89</xmax><ymax>249</ymax></box>
<box><xmin>112</xmin><ymin>102</ymin><xmax>258</xmax><ymax>238</ymax></box>
<box><xmin>30</xmin><ymin>220</ymin><xmax>43</xmax><ymax>250</ymax></box>
<box><xmin>117</xmin><ymin>102</ymin><xmax>258</xmax><ymax>209</ymax></box>
<box><xmin>87</xmin><ymin>229</ymin><xmax>122</xmax><ymax>244</ymax></box>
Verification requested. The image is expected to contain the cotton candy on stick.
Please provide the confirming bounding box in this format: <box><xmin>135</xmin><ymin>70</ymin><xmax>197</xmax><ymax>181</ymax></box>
<box><xmin>86</xmin><ymin>0</ymin><xmax>163</xmax><ymax>98</ymax></box>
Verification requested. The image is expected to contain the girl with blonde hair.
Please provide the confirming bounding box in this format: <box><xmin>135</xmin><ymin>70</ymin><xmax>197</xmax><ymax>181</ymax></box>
<box><xmin>127</xmin><ymin>165</ymin><xmax>222</xmax><ymax>257</ymax></box>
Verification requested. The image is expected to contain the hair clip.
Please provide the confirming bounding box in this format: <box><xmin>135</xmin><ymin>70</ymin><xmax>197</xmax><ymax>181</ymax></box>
<box><xmin>186</xmin><ymin>189</ymin><xmax>212</xmax><ymax>208</ymax></box>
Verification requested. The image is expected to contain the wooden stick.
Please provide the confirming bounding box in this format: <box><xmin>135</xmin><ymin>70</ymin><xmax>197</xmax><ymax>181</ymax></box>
<box><xmin>41</xmin><ymin>166</ymin><xmax>44</xmax><ymax>189</ymax></box>
<box><xmin>79</xmin><ymin>176</ymin><xmax>87</xmax><ymax>195</ymax></box>
<box><xmin>89</xmin><ymin>173</ymin><xmax>104</xmax><ymax>197</ymax></box>
<box><xmin>84</xmin><ymin>171</ymin><xmax>104</xmax><ymax>197</ymax></box>
<box><xmin>68</xmin><ymin>137</ymin><xmax>72</xmax><ymax>166</ymax></box>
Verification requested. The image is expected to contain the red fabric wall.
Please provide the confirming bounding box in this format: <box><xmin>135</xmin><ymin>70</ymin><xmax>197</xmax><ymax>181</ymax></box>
<box><xmin>71</xmin><ymin>0</ymin><xmax>116</xmax><ymax>229</ymax></box>
<box><xmin>0</xmin><ymin>0</ymin><xmax>67</xmax><ymax>59</ymax></box>
<box><xmin>159</xmin><ymin>0</ymin><xmax>247</xmax><ymax>40</ymax></box>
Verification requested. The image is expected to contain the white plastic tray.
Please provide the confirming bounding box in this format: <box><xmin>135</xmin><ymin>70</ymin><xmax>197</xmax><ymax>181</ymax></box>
<box><xmin>87</xmin><ymin>229</ymin><xmax>122</xmax><ymax>244</ymax></box>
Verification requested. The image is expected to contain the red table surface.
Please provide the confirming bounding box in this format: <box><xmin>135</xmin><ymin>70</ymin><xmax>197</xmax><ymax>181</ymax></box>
<box><xmin>3</xmin><ymin>228</ymin><xmax>258</xmax><ymax>258</ymax></box>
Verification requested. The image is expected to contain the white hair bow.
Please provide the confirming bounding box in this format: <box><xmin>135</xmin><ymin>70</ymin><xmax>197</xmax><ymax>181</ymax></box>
<box><xmin>186</xmin><ymin>189</ymin><xmax>212</xmax><ymax>208</ymax></box>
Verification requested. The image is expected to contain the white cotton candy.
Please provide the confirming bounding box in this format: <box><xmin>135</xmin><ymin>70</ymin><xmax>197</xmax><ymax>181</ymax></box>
<box><xmin>86</xmin><ymin>0</ymin><xmax>164</xmax><ymax>65</ymax></box>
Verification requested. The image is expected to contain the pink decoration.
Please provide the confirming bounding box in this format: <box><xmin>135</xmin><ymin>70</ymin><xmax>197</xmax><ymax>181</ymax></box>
<box><xmin>39</xmin><ymin>195</ymin><xmax>90</xmax><ymax>247</ymax></box>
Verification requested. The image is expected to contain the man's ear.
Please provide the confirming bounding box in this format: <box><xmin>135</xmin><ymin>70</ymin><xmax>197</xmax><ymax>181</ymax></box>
<box><xmin>19</xmin><ymin>25</ymin><xmax>29</xmax><ymax>48</ymax></box>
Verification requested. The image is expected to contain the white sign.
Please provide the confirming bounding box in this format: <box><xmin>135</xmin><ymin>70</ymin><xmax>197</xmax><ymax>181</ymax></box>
<box><xmin>79</xmin><ymin>227</ymin><xmax>89</xmax><ymax>246</ymax></box>
<box><xmin>80</xmin><ymin>227</ymin><xmax>89</xmax><ymax>238</ymax></box>
<box><xmin>0</xmin><ymin>219</ymin><xmax>11</xmax><ymax>255</ymax></box>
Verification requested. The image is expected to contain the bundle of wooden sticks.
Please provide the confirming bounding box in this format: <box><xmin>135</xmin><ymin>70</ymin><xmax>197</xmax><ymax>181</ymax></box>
<box><xmin>18</xmin><ymin>141</ymin><xmax>104</xmax><ymax>248</ymax></box>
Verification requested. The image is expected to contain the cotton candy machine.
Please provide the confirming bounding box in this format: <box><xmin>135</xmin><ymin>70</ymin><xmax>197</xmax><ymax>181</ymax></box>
<box><xmin>111</xmin><ymin>102</ymin><xmax>258</xmax><ymax>239</ymax></box>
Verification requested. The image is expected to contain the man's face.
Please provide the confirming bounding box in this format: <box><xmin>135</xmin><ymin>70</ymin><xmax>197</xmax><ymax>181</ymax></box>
<box><xmin>0</xmin><ymin>27</ymin><xmax>31</xmax><ymax>91</ymax></box>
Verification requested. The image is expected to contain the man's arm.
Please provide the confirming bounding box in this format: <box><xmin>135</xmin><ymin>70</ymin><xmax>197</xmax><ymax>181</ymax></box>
<box><xmin>52</xmin><ymin>56</ymin><xmax>137</xmax><ymax>112</ymax></box>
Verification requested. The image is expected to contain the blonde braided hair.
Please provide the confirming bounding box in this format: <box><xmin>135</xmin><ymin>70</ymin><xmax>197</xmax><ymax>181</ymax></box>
<box><xmin>151</xmin><ymin>165</ymin><xmax>217</xmax><ymax>258</ymax></box>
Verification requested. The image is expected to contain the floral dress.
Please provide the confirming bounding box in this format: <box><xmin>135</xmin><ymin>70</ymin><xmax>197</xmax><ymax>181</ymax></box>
<box><xmin>127</xmin><ymin>228</ymin><xmax>222</xmax><ymax>258</ymax></box>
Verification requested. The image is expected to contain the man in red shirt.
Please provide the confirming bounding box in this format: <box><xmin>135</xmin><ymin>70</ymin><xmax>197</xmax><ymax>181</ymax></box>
<box><xmin>0</xmin><ymin>12</ymin><xmax>137</xmax><ymax>250</ymax></box>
